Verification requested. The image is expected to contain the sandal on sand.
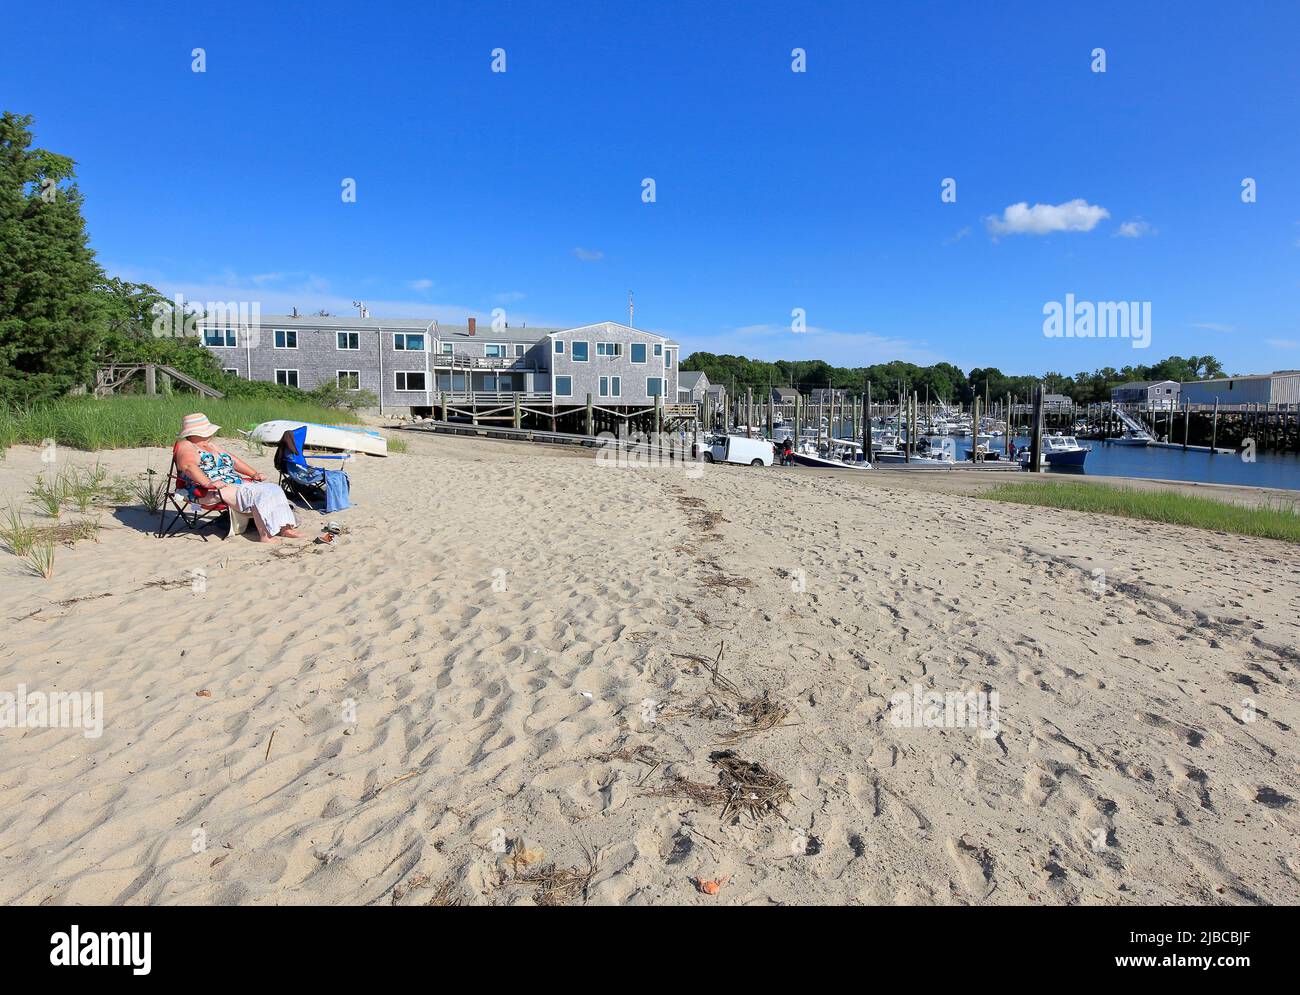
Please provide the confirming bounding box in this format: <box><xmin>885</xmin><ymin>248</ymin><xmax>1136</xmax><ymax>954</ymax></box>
<box><xmin>314</xmin><ymin>533</ymin><xmax>335</xmax><ymax>545</ymax></box>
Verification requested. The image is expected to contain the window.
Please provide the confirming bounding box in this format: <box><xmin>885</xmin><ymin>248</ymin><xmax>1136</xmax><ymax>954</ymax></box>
<box><xmin>514</xmin><ymin>343</ymin><xmax>526</xmax><ymax>358</ymax></box>
<box><xmin>653</xmin><ymin>343</ymin><xmax>663</xmax><ymax>357</ymax></box>
<box><xmin>596</xmin><ymin>342</ymin><xmax>623</xmax><ymax>357</ymax></box>
<box><xmin>222</xmin><ymin>368</ymin><xmax>239</xmax><ymax>377</ymax></box>
<box><xmin>485</xmin><ymin>343</ymin><xmax>507</xmax><ymax>358</ymax></box>
<box><xmin>554</xmin><ymin>339</ymin><xmax>564</xmax><ymax>354</ymax></box>
<box><xmin>273</xmin><ymin>329</ymin><xmax>297</xmax><ymax>349</ymax></box>
<box><xmin>630</xmin><ymin>343</ymin><xmax>647</xmax><ymax>364</ymax></box>
<box><xmin>438</xmin><ymin>342</ymin><xmax>453</xmax><ymax>355</ymax></box>
<box><xmin>337</xmin><ymin>331</ymin><xmax>360</xmax><ymax>350</ymax></box>
<box><xmin>337</xmin><ymin>370</ymin><xmax>360</xmax><ymax>390</ymax></box>
<box><xmin>611</xmin><ymin>376</ymin><xmax>621</xmax><ymax>397</ymax></box>
<box><xmin>665</xmin><ymin>349</ymin><xmax>674</xmax><ymax>368</ymax></box>
<box><xmin>599</xmin><ymin>376</ymin><xmax>609</xmax><ymax>397</ymax></box>
<box><xmin>203</xmin><ymin>327</ymin><xmax>237</xmax><ymax>347</ymax></box>
<box><xmin>275</xmin><ymin>369</ymin><xmax>299</xmax><ymax>388</ymax></box>
<box><xmin>647</xmin><ymin>377</ymin><xmax>664</xmax><ymax>397</ymax></box>
<box><xmin>554</xmin><ymin>375</ymin><xmax>572</xmax><ymax>397</ymax></box>
<box><xmin>394</xmin><ymin>333</ymin><xmax>425</xmax><ymax>351</ymax></box>
<box><xmin>571</xmin><ymin>341</ymin><xmax>589</xmax><ymax>362</ymax></box>
<box><xmin>395</xmin><ymin>371</ymin><xmax>427</xmax><ymax>392</ymax></box>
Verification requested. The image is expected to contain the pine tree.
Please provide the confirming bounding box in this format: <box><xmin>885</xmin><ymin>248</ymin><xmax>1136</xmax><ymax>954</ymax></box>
<box><xmin>0</xmin><ymin>112</ymin><xmax>105</xmax><ymax>403</ymax></box>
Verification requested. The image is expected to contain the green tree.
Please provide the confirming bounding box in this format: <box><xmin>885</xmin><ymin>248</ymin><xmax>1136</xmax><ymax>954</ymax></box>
<box><xmin>0</xmin><ymin>112</ymin><xmax>105</xmax><ymax>402</ymax></box>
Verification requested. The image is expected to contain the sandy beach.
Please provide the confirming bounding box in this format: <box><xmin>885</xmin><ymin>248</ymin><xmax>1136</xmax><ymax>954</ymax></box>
<box><xmin>0</xmin><ymin>431</ymin><xmax>1296</xmax><ymax>906</ymax></box>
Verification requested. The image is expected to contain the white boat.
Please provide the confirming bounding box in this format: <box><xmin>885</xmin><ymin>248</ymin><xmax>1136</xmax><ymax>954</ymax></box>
<box><xmin>1018</xmin><ymin>434</ymin><xmax>1089</xmax><ymax>468</ymax></box>
<box><xmin>246</xmin><ymin>419</ymin><xmax>389</xmax><ymax>456</ymax></box>
<box><xmin>1110</xmin><ymin>429</ymin><xmax>1153</xmax><ymax>446</ymax></box>
<box><xmin>789</xmin><ymin>438</ymin><xmax>871</xmax><ymax>469</ymax></box>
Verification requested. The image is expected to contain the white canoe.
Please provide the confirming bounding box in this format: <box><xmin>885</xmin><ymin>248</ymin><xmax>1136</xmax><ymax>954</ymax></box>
<box><xmin>247</xmin><ymin>420</ymin><xmax>388</xmax><ymax>457</ymax></box>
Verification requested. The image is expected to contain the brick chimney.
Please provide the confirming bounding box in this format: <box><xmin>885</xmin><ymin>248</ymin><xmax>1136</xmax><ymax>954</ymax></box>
<box><xmin>468</xmin><ymin>316</ymin><xmax>476</xmax><ymax>336</ymax></box>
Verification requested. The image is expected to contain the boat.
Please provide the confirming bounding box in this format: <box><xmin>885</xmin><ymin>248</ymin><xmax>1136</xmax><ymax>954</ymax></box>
<box><xmin>1109</xmin><ymin>429</ymin><xmax>1153</xmax><ymax>446</ymax></box>
<box><xmin>246</xmin><ymin>419</ymin><xmax>389</xmax><ymax>456</ymax></box>
<box><xmin>788</xmin><ymin>438</ymin><xmax>871</xmax><ymax>470</ymax></box>
<box><xmin>1018</xmin><ymin>433</ymin><xmax>1090</xmax><ymax>468</ymax></box>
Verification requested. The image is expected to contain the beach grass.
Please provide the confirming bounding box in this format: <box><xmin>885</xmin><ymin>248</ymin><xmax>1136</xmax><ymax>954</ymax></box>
<box><xmin>0</xmin><ymin>395</ymin><xmax>359</xmax><ymax>452</ymax></box>
<box><xmin>982</xmin><ymin>480</ymin><xmax>1300</xmax><ymax>544</ymax></box>
<box><xmin>386</xmin><ymin>435</ymin><xmax>409</xmax><ymax>454</ymax></box>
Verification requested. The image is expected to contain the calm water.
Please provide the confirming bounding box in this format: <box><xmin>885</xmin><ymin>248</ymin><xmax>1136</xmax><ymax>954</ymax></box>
<box><xmin>822</xmin><ymin>419</ymin><xmax>1300</xmax><ymax>491</ymax></box>
<box><xmin>965</xmin><ymin>435</ymin><xmax>1300</xmax><ymax>491</ymax></box>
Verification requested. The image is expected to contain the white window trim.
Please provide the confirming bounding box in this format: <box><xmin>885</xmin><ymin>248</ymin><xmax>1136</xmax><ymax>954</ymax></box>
<box><xmin>647</xmin><ymin>376</ymin><xmax>664</xmax><ymax>397</ymax></box>
<box><xmin>438</xmin><ymin>341</ymin><xmax>453</xmax><ymax>355</ymax></box>
<box><xmin>554</xmin><ymin>375</ymin><xmax>573</xmax><ymax>397</ymax></box>
<box><xmin>599</xmin><ymin>376</ymin><xmax>609</xmax><ymax>398</ymax></box>
<box><xmin>394</xmin><ymin>371</ymin><xmax>428</xmax><ymax>392</ymax></box>
<box><xmin>394</xmin><ymin>332</ymin><xmax>426</xmax><ymax>352</ymax></box>
<box><xmin>664</xmin><ymin>349</ymin><xmax>674</xmax><ymax>368</ymax></box>
<box><xmin>273</xmin><ymin>328</ymin><xmax>298</xmax><ymax>349</ymax></box>
<box><xmin>596</xmin><ymin>342</ymin><xmax>623</xmax><ymax>358</ymax></box>
<box><xmin>630</xmin><ymin>343</ymin><xmax>647</xmax><ymax>364</ymax></box>
<box><xmin>222</xmin><ymin>368</ymin><xmax>239</xmax><ymax>377</ymax></box>
<box><xmin>484</xmin><ymin>343</ymin><xmax>507</xmax><ymax>358</ymax></box>
<box><xmin>336</xmin><ymin>331</ymin><xmax>361</xmax><ymax>351</ymax></box>
<box><xmin>554</xmin><ymin>339</ymin><xmax>564</xmax><ymax>354</ymax></box>
<box><xmin>611</xmin><ymin>375</ymin><xmax>621</xmax><ymax>398</ymax></box>
<box><xmin>514</xmin><ymin>343</ymin><xmax>526</xmax><ymax>357</ymax></box>
<box><xmin>653</xmin><ymin>343</ymin><xmax>663</xmax><ymax>357</ymax></box>
<box><xmin>204</xmin><ymin>328</ymin><xmax>237</xmax><ymax>348</ymax></box>
<box><xmin>275</xmin><ymin>369</ymin><xmax>300</xmax><ymax>388</ymax></box>
<box><xmin>571</xmin><ymin>340</ymin><xmax>590</xmax><ymax>363</ymax></box>
<box><xmin>337</xmin><ymin>370</ymin><xmax>361</xmax><ymax>390</ymax></box>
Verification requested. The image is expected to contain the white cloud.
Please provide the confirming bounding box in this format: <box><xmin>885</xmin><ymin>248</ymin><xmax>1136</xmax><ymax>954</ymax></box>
<box><xmin>1115</xmin><ymin>219</ymin><xmax>1156</xmax><ymax>238</ymax></box>
<box><xmin>943</xmin><ymin>227</ymin><xmax>971</xmax><ymax>245</ymax></box>
<box><xmin>1265</xmin><ymin>338</ymin><xmax>1297</xmax><ymax>349</ymax></box>
<box><xmin>572</xmin><ymin>247</ymin><xmax>604</xmax><ymax>262</ymax></box>
<box><xmin>985</xmin><ymin>199</ymin><xmax>1109</xmax><ymax>237</ymax></box>
<box><xmin>408</xmin><ymin>278</ymin><xmax>434</xmax><ymax>291</ymax></box>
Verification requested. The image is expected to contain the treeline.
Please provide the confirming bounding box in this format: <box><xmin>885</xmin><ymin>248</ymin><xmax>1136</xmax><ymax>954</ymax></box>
<box><xmin>0</xmin><ymin>112</ymin><xmax>365</xmax><ymax>410</ymax></box>
<box><xmin>680</xmin><ymin>353</ymin><xmax>1228</xmax><ymax>405</ymax></box>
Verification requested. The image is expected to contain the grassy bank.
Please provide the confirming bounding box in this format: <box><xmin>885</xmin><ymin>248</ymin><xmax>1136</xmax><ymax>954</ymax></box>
<box><xmin>0</xmin><ymin>396</ymin><xmax>359</xmax><ymax>452</ymax></box>
<box><xmin>982</xmin><ymin>479</ymin><xmax>1300</xmax><ymax>544</ymax></box>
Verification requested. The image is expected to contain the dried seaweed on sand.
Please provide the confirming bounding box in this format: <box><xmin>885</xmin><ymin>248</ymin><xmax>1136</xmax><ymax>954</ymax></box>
<box><xmin>515</xmin><ymin>842</ymin><xmax>600</xmax><ymax>906</ymax></box>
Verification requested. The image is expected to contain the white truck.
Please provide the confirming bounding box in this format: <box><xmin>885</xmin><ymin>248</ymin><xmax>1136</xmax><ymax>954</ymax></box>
<box><xmin>695</xmin><ymin>434</ymin><xmax>774</xmax><ymax>467</ymax></box>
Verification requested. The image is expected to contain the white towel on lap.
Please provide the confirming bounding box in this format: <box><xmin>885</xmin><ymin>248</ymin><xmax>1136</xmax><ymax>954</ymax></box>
<box><xmin>233</xmin><ymin>482</ymin><xmax>296</xmax><ymax>535</ymax></box>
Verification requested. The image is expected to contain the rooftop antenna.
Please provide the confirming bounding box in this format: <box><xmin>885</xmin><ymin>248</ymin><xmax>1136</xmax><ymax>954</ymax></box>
<box><xmin>628</xmin><ymin>290</ymin><xmax>634</xmax><ymax>326</ymax></box>
<box><xmin>352</xmin><ymin>300</ymin><xmax>368</xmax><ymax>318</ymax></box>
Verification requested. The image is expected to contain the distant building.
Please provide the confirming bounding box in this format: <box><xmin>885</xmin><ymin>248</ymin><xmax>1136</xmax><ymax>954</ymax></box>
<box><xmin>771</xmin><ymin>387</ymin><xmax>799</xmax><ymax>405</ymax></box>
<box><xmin>677</xmin><ymin>370</ymin><xmax>710</xmax><ymax>403</ymax></box>
<box><xmin>1043</xmin><ymin>393</ymin><xmax>1073</xmax><ymax>412</ymax></box>
<box><xmin>809</xmin><ymin>388</ymin><xmax>851</xmax><ymax>405</ymax></box>
<box><xmin>1111</xmin><ymin>380</ymin><xmax>1180</xmax><ymax>409</ymax></box>
<box><xmin>1180</xmin><ymin>372</ymin><xmax>1300</xmax><ymax>407</ymax></box>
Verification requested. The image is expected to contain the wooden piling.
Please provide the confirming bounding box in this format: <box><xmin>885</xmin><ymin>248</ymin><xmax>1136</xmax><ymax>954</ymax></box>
<box><xmin>1029</xmin><ymin>384</ymin><xmax>1045</xmax><ymax>472</ymax></box>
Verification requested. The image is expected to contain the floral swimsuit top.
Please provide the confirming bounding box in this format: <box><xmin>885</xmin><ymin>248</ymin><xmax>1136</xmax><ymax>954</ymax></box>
<box><xmin>181</xmin><ymin>449</ymin><xmax>242</xmax><ymax>497</ymax></box>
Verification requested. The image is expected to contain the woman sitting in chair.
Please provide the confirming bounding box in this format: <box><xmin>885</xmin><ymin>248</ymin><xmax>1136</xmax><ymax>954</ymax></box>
<box><xmin>175</xmin><ymin>413</ymin><xmax>304</xmax><ymax>543</ymax></box>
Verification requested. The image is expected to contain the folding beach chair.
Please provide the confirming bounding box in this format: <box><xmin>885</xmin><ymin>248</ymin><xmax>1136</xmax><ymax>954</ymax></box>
<box><xmin>155</xmin><ymin>445</ymin><xmax>252</xmax><ymax>540</ymax></box>
<box><xmin>273</xmin><ymin>426</ymin><xmax>350</xmax><ymax>512</ymax></box>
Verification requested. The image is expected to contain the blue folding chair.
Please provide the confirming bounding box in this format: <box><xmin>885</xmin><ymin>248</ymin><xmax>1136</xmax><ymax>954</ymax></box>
<box><xmin>273</xmin><ymin>426</ymin><xmax>350</xmax><ymax>511</ymax></box>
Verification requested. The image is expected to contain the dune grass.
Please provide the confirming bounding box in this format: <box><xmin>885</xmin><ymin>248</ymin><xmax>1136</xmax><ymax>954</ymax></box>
<box><xmin>0</xmin><ymin>395</ymin><xmax>359</xmax><ymax>452</ymax></box>
<box><xmin>982</xmin><ymin>479</ymin><xmax>1300</xmax><ymax>544</ymax></box>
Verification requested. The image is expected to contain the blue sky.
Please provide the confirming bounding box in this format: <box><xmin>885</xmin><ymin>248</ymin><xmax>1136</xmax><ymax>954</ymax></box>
<box><xmin>5</xmin><ymin>0</ymin><xmax>1298</xmax><ymax>375</ymax></box>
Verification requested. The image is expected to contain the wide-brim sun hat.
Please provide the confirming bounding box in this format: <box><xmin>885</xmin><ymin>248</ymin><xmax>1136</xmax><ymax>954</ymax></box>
<box><xmin>178</xmin><ymin>412</ymin><xmax>221</xmax><ymax>440</ymax></box>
